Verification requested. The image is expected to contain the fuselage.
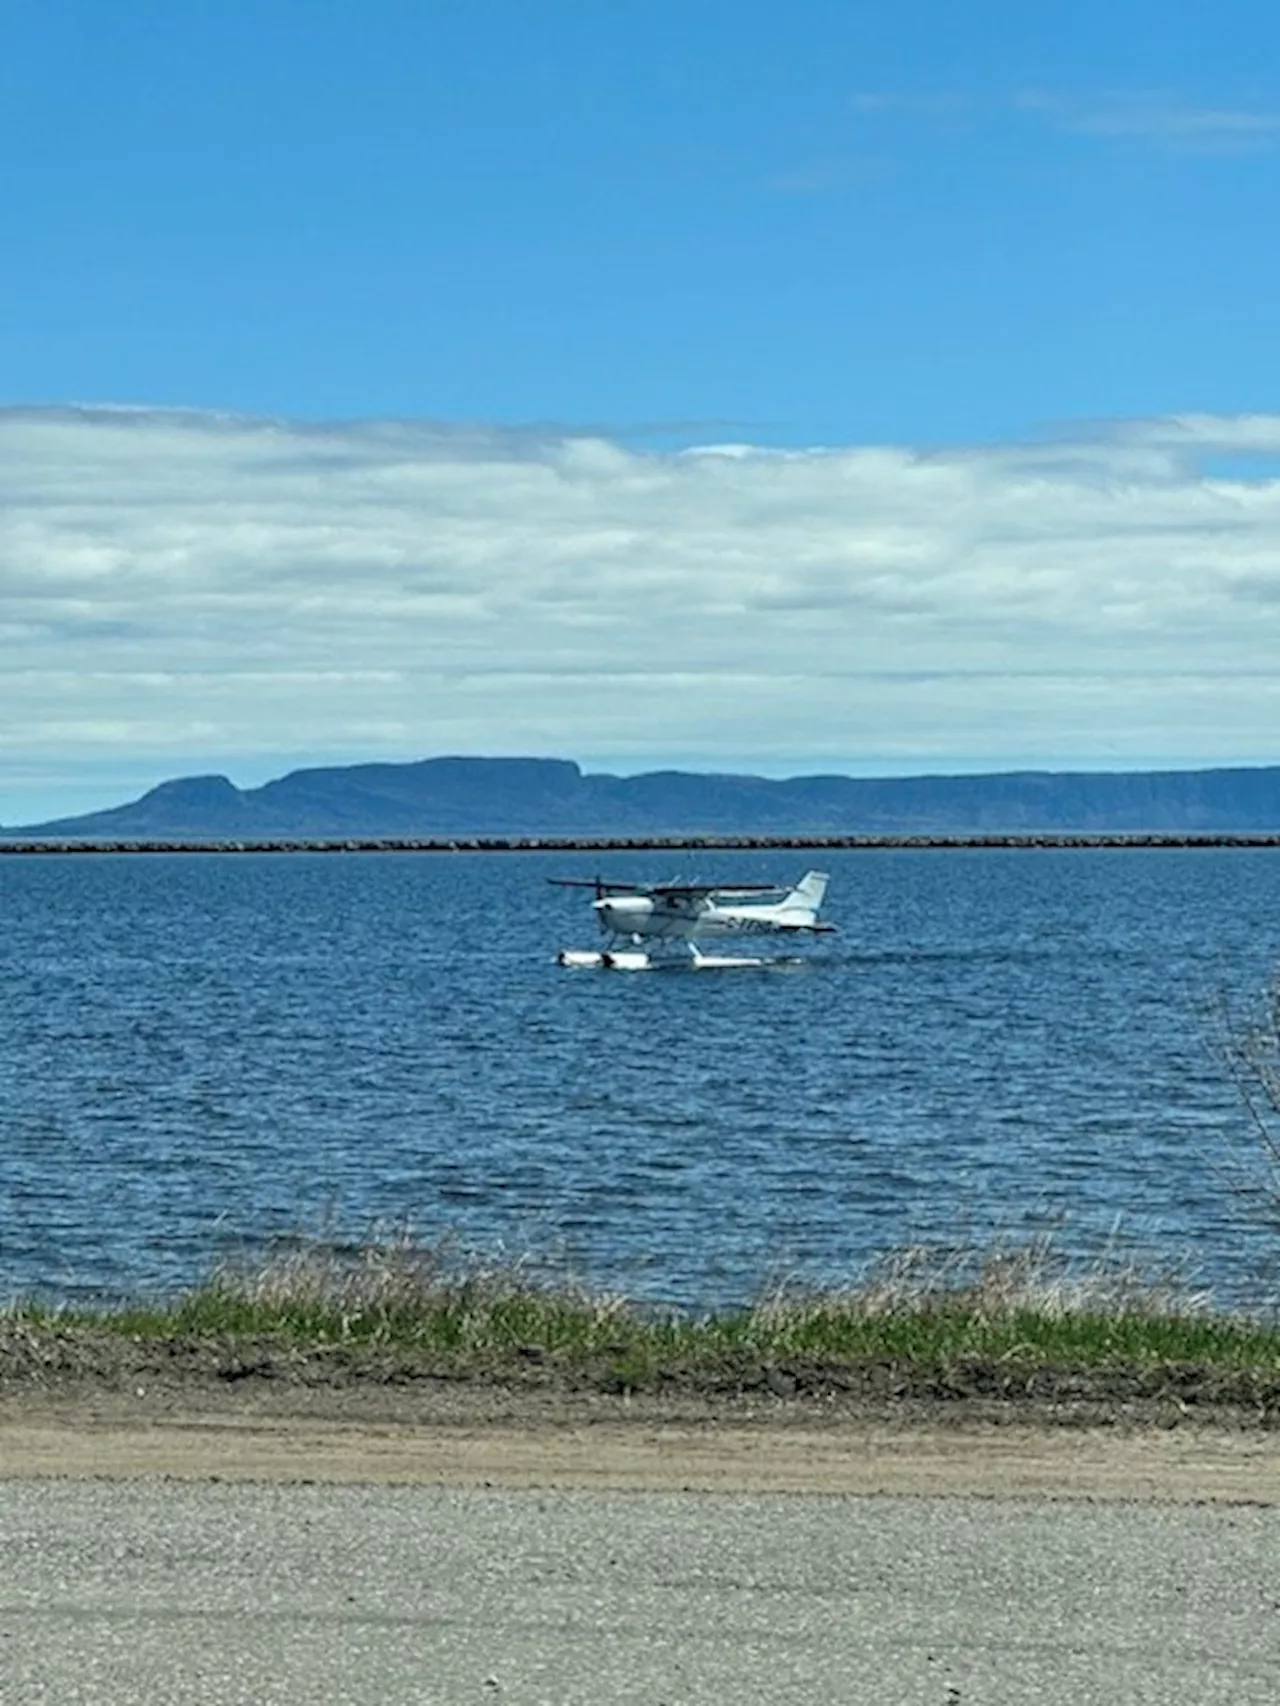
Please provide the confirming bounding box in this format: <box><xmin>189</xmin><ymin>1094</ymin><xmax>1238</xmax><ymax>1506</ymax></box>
<box><xmin>593</xmin><ymin>894</ymin><xmax>825</xmax><ymax>942</ymax></box>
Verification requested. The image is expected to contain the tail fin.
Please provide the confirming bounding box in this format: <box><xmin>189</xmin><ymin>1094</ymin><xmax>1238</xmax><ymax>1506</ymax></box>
<box><xmin>779</xmin><ymin>870</ymin><xmax>828</xmax><ymax>919</ymax></box>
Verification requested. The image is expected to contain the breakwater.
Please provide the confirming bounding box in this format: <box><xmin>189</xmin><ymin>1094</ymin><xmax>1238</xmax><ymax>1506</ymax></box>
<box><xmin>5</xmin><ymin>832</ymin><xmax>1280</xmax><ymax>854</ymax></box>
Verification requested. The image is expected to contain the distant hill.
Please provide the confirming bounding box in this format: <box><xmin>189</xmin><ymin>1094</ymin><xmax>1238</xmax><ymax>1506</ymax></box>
<box><xmin>5</xmin><ymin>756</ymin><xmax>1280</xmax><ymax>838</ymax></box>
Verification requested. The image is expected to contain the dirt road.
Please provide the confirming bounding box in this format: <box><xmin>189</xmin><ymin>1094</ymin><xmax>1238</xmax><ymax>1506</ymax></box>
<box><xmin>4</xmin><ymin>1381</ymin><xmax>1280</xmax><ymax>1501</ymax></box>
<box><xmin>6</xmin><ymin>1382</ymin><xmax>1280</xmax><ymax>1704</ymax></box>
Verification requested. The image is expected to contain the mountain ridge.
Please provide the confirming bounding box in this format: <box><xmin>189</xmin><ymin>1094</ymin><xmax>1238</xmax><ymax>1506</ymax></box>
<box><xmin>6</xmin><ymin>755</ymin><xmax>1280</xmax><ymax>837</ymax></box>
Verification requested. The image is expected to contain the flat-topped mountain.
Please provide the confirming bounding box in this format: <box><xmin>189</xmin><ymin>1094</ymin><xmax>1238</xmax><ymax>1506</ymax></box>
<box><xmin>5</xmin><ymin>756</ymin><xmax>1280</xmax><ymax>838</ymax></box>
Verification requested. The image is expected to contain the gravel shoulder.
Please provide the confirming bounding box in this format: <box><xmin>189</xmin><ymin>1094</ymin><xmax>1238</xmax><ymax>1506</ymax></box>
<box><xmin>4</xmin><ymin>1366</ymin><xmax>1280</xmax><ymax>1502</ymax></box>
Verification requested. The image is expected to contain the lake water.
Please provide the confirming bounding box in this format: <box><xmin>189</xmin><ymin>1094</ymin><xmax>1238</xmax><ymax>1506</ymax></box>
<box><xmin>3</xmin><ymin>848</ymin><xmax>1280</xmax><ymax>1310</ymax></box>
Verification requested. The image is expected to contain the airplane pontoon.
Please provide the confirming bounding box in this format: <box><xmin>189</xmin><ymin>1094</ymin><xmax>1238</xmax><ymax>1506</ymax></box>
<box><xmin>551</xmin><ymin>870</ymin><xmax>835</xmax><ymax>969</ymax></box>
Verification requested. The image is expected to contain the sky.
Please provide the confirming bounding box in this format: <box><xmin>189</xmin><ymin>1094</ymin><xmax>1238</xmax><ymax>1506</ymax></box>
<box><xmin>3</xmin><ymin>0</ymin><xmax>1280</xmax><ymax>822</ymax></box>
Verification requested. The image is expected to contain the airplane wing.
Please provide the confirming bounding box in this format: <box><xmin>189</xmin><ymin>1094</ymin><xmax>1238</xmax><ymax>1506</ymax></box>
<box><xmin>547</xmin><ymin>878</ymin><xmax>649</xmax><ymax>893</ymax></box>
<box><xmin>550</xmin><ymin>877</ymin><xmax>780</xmax><ymax>899</ymax></box>
<box><xmin>646</xmin><ymin>881</ymin><xmax>782</xmax><ymax>900</ymax></box>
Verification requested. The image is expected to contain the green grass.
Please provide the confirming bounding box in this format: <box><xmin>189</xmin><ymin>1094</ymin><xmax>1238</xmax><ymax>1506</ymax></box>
<box><xmin>8</xmin><ymin>1233</ymin><xmax>1280</xmax><ymax>1396</ymax></box>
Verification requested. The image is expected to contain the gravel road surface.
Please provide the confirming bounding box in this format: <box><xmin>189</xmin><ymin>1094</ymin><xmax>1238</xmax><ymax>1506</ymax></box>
<box><xmin>3</xmin><ymin>1479</ymin><xmax>1278</xmax><ymax>1705</ymax></box>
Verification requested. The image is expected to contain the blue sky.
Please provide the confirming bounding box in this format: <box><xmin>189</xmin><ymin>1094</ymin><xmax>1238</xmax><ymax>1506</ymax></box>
<box><xmin>4</xmin><ymin>1</ymin><xmax>1280</xmax><ymax>820</ymax></box>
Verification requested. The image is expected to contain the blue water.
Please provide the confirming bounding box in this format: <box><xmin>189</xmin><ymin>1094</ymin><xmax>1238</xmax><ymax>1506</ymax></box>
<box><xmin>2</xmin><ymin>848</ymin><xmax>1279</xmax><ymax>1309</ymax></box>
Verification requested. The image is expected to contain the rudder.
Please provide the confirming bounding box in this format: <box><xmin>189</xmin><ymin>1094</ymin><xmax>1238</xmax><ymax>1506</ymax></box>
<box><xmin>782</xmin><ymin>870</ymin><xmax>828</xmax><ymax>916</ymax></box>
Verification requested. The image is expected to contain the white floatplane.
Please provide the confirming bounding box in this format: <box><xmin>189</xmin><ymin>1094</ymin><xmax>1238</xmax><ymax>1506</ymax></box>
<box><xmin>551</xmin><ymin>870</ymin><xmax>835</xmax><ymax>969</ymax></box>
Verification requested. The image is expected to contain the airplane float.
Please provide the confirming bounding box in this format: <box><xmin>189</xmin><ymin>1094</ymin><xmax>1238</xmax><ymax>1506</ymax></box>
<box><xmin>551</xmin><ymin>870</ymin><xmax>835</xmax><ymax>969</ymax></box>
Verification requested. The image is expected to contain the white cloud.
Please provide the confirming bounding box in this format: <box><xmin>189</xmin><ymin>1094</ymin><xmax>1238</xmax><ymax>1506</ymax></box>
<box><xmin>1017</xmin><ymin>90</ymin><xmax>1280</xmax><ymax>153</ymax></box>
<box><xmin>2</xmin><ymin>405</ymin><xmax>1280</xmax><ymax>817</ymax></box>
<box><xmin>765</xmin><ymin>157</ymin><xmax>888</xmax><ymax>195</ymax></box>
<box><xmin>846</xmin><ymin>87</ymin><xmax>1280</xmax><ymax>157</ymax></box>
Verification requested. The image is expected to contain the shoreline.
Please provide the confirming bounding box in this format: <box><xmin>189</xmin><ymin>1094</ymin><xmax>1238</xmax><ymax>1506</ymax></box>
<box><xmin>7</xmin><ymin>1269</ymin><xmax>1280</xmax><ymax>1497</ymax></box>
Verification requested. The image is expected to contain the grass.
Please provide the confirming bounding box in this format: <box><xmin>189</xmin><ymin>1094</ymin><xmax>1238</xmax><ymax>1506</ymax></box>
<box><xmin>7</xmin><ymin>1232</ymin><xmax>1280</xmax><ymax>1403</ymax></box>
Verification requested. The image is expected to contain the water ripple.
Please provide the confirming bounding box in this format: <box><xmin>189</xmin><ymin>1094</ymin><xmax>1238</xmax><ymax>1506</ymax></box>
<box><xmin>1</xmin><ymin>847</ymin><xmax>1279</xmax><ymax>1308</ymax></box>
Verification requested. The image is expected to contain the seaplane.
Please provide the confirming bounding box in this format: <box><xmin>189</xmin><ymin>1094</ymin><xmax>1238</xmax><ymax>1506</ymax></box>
<box><xmin>551</xmin><ymin>870</ymin><xmax>835</xmax><ymax>969</ymax></box>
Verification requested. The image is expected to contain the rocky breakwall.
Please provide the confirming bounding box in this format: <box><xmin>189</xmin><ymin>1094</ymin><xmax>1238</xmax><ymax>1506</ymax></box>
<box><xmin>5</xmin><ymin>834</ymin><xmax>1280</xmax><ymax>855</ymax></box>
